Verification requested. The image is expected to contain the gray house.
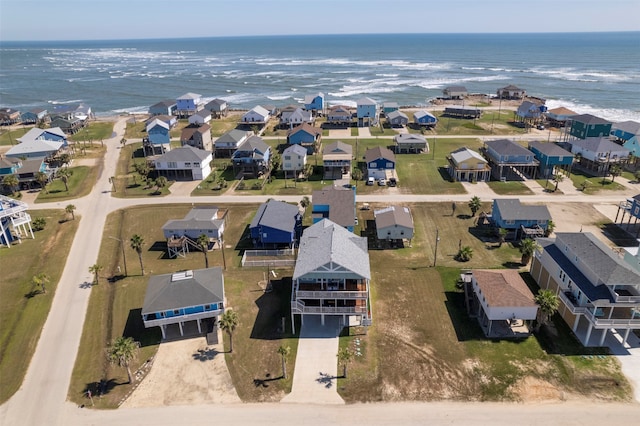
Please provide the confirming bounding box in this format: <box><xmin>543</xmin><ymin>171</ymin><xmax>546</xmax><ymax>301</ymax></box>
<box><xmin>394</xmin><ymin>133</ymin><xmax>428</xmax><ymax>154</ymax></box>
<box><xmin>483</xmin><ymin>139</ymin><xmax>539</xmax><ymax>180</ymax></box>
<box><xmin>141</xmin><ymin>268</ymin><xmax>226</xmax><ymax>339</ymax></box>
<box><xmin>386</xmin><ymin>110</ymin><xmax>409</xmax><ymax>127</ymax></box>
<box><xmin>443</xmin><ymin>86</ymin><xmax>468</xmax><ymax>100</ymax></box>
<box><xmin>214</xmin><ymin>129</ymin><xmax>252</xmax><ymax>158</ymax></box>
<box><xmin>205</xmin><ymin>98</ymin><xmax>229</xmax><ymax>118</ymax></box>
<box><xmin>374</xmin><ymin>206</ymin><xmax>414</xmax><ymax>242</ymax></box>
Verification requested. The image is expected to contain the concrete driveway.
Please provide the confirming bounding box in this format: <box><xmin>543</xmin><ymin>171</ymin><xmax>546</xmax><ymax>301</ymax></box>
<box><xmin>281</xmin><ymin>316</ymin><xmax>344</xmax><ymax>404</ymax></box>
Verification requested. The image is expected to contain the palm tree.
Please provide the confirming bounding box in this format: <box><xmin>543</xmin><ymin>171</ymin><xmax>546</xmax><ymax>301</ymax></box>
<box><xmin>456</xmin><ymin>245</ymin><xmax>473</xmax><ymax>262</ymax></box>
<box><xmin>154</xmin><ymin>176</ymin><xmax>168</xmax><ymax>194</ymax></box>
<box><xmin>277</xmin><ymin>345</ymin><xmax>291</xmax><ymax>379</ymax></box>
<box><xmin>59</xmin><ymin>153</ymin><xmax>72</xmax><ymax>167</ymax></box>
<box><xmin>497</xmin><ymin>228</ymin><xmax>508</xmax><ymax>247</ymax></box>
<box><xmin>580</xmin><ymin>180</ymin><xmax>592</xmax><ymax>192</ymax></box>
<box><xmin>31</xmin><ymin>272</ymin><xmax>50</xmax><ymax>294</ymax></box>
<box><xmin>552</xmin><ymin>173</ymin><xmax>564</xmax><ymax>192</ymax></box>
<box><xmin>300</xmin><ymin>196</ymin><xmax>310</xmax><ymax>211</ymax></box>
<box><xmin>352</xmin><ymin>168</ymin><xmax>363</xmax><ymax>182</ymax></box>
<box><xmin>65</xmin><ymin>204</ymin><xmax>76</xmax><ymax>220</ymax></box>
<box><xmin>634</xmin><ymin>170</ymin><xmax>640</xmax><ymax>183</ymax></box>
<box><xmin>35</xmin><ymin>171</ymin><xmax>49</xmax><ymax>193</ymax></box>
<box><xmin>120</xmin><ymin>137</ymin><xmax>127</xmax><ymax>150</ymax></box>
<box><xmin>130</xmin><ymin>234</ymin><xmax>145</xmax><ymax>275</ymax></box>
<box><xmin>57</xmin><ymin>168</ymin><xmax>72</xmax><ymax>192</ymax></box>
<box><xmin>609</xmin><ymin>164</ymin><xmax>622</xmax><ymax>182</ymax></box>
<box><xmin>468</xmin><ymin>196</ymin><xmax>482</xmax><ymax>217</ymax></box>
<box><xmin>2</xmin><ymin>174</ymin><xmax>19</xmax><ymax>195</ymax></box>
<box><xmin>337</xmin><ymin>347</ymin><xmax>353</xmax><ymax>378</ymax></box>
<box><xmin>219</xmin><ymin>310</ymin><xmax>239</xmax><ymax>353</ymax></box>
<box><xmin>544</xmin><ymin>220</ymin><xmax>555</xmax><ymax>237</ymax></box>
<box><xmin>519</xmin><ymin>238</ymin><xmax>539</xmax><ymax>265</ymax></box>
<box><xmin>197</xmin><ymin>234</ymin><xmax>210</xmax><ymax>268</ymax></box>
<box><xmin>106</xmin><ymin>336</ymin><xmax>139</xmax><ymax>384</ymax></box>
<box><xmin>534</xmin><ymin>289</ymin><xmax>559</xmax><ymax>330</ymax></box>
<box><xmin>88</xmin><ymin>264</ymin><xmax>103</xmax><ymax>285</ymax></box>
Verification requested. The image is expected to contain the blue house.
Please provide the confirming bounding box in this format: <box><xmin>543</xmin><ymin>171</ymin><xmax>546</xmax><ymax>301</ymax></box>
<box><xmin>357</xmin><ymin>97</ymin><xmax>378</xmax><ymax>127</ymax></box>
<box><xmin>382</xmin><ymin>102</ymin><xmax>399</xmax><ymax>116</ymax></box>
<box><xmin>18</xmin><ymin>127</ymin><xmax>68</xmax><ymax>146</ymax></box>
<box><xmin>528</xmin><ymin>141</ymin><xmax>574</xmax><ymax>178</ymax></box>
<box><xmin>365</xmin><ymin>146</ymin><xmax>396</xmax><ymax>180</ymax></box>
<box><xmin>612</xmin><ymin>121</ymin><xmax>640</xmax><ymax>155</ymax></box>
<box><xmin>145</xmin><ymin>119</ymin><xmax>171</xmax><ymax>155</ymax></box>
<box><xmin>568</xmin><ymin>114</ymin><xmax>612</xmax><ymax>140</ymax></box>
<box><xmin>312</xmin><ymin>185</ymin><xmax>356</xmax><ymax>232</ymax></box>
<box><xmin>304</xmin><ymin>92</ymin><xmax>324</xmax><ymax>115</ymax></box>
<box><xmin>249</xmin><ymin>199</ymin><xmax>302</xmax><ymax>248</ymax></box>
<box><xmin>149</xmin><ymin>99</ymin><xmax>178</xmax><ymax>116</ymax></box>
<box><xmin>491</xmin><ymin>198</ymin><xmax>551</xmax><ymax>240</ymax></box>
<box><xmin>483</xmin><ymin>139</ymin><xmax>539</xmax><ymax>180</ymax></box>
<box><xmin>141</xmin><ymin>268</ymin><xmax>226</xmax><ymax>339</ymax></box>
<box><xmin>287</xmin><ymin>123</ymin><xmax>322</xmax><ymax>154</ymax></box>
<box><xmin>0</xmin><ymin>157</ymin><xmax>21</xmax><ymax>177</ymax></box>
<box><xmin>20</xmin><ymin>108</ymin><xmax>48</xmax><ymax>125</ymax></box>
<box><xmin>176</xmin><ymin>92</ymin><xmax>202</xmax><ymax>117</ymax></box>
<box><xmin>515</xmin><ymin>101</ymin><xmax>546</xmax><ymax>126</ymax></box>
<box><xmin>413</xmin><ymin>110</ymin><xmax>437</xmax><ymax>127</ymax></box>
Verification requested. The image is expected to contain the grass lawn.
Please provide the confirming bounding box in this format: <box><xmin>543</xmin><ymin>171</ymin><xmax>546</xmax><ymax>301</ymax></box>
<box><xmin>433</xmin><ymin>110</ymin><xmax>528</xmax><ymax>136</ymax></box>
<box><xmin>68</xmin><ymin>204</ymin><xmax>298</xmax><ymax>407</ymax></box>
<box><xmin>0</xmin><ymin>209</ymin><xmax>80</xmax><ymax>404</ymax></box>
<box><xmin>535</xmin><ymin>179</ymin><xmax>563</xmax><ymax>194</ymax></box>
<box><xmin>0</xmin><ymin>127</ymin><xmax>30</xmax><ymax>146</ymax></box>
<box><xmin>487</xmin><ymin>180</ymin><xmax>534</xmax><ymax>196</ymax></box>
<box><xmin>337</xmin><ymin>202</ymin><xmax>631</xmax><ymax>402</ymax></box>
<box><xmin>112</xmin><ymin>144</ymin><xmax>172</xmax><ymax>197</ymax></box>
<box><xmin>69</xmin><ymin>122</ymin><xmax>114</xmax><ymax>143</ymax></box>
<box><xmin>568</xmin><ymin>168</ymin><xmax>626</xmax><ymax>194</ymax></box>
<box><xmin>35</xmin><ymin>166</ymin><xmax>98</xmax><ymax>203</ymax></box>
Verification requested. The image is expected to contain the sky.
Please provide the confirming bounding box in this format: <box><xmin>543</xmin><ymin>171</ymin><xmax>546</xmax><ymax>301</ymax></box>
<box><xmin>1</xmin><ymin>0</ymin><xmax>639</xmax><ymax>42</ymax></box>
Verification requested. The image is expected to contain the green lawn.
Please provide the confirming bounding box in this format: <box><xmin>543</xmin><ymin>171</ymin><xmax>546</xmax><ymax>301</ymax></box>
<box><xmin>68</xmin><ymin>204</ymin><xmax>298</xmax><ymax>407</ymax></box>
<box><xmin>568</xmin><ymin>168</ymin><xmax>626</xmax><ymax>194</ymax></box>
<box><xmin>433</xmin><ymin>110</ymin><xmax>528</xmax><ymax>136</ymax></box>
<box><xmin>487</xmin><ymin>180</ymin><xmax>534</xmax><ymax>195</ymax></box>
<box><xmin>69</xmin><ymin>122</ymin><xmax>114</xmax><ymax>143</ymax></box>
<box><xmin>35</xmin><ymin>166</ymin><xmax>98</xmax><ymax>203</ymax></box>
<box><xmin>0</xmin><ymin>209</ymin><xmax>79</xmax><ymax>404</ymax></box>
<box><xmin>112</xmin><ymin>144</ymin><xmax>172</xmax><ymax>197</ymax></box>
<box><xmin>0</xmin><ymin>127</ymin><xmax>30</xmax><ymax>146</ymax></box>
<box><xmin>337</xmin><ymin>202</ymin><xmax>631</xmax><ymax>402</ymax></box>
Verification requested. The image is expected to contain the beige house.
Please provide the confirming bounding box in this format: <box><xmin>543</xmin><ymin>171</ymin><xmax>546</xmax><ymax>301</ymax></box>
<box><xmin>374</xmin><ymin>206</ymin><xmax>414</xmax><ymax>242</ymax></box>
<box><xmin>323</xmin><ymin>141</ymin><xmax>352</xmax><ymax>179</ymax></box>
<box><xmin>181</xmin><ymin>124</ymin><xmax>212</xmax><ymax>151</ymax></box>
<box><xmin>447</xmin><ymin>147</ymin><xmax>491</xmax><ymax>182</ymax></box>
<box><xmin>282</xmin><ymin>144</ymin><xmax>307</xmax><ymax>179</ymax></box>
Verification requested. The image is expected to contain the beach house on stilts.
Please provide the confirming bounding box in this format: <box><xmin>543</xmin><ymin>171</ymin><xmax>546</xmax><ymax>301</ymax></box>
<box><xmin>0</xmin><ymin>195</ymin><xmax>34</xmax><ymax>248</ymax></box>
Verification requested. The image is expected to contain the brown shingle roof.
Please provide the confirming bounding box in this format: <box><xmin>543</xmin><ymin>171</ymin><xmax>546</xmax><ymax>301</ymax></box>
<box><xmin>472</xmin><ymin>269</ymin><xmax>536</xmax><ymax>308</ymax></box>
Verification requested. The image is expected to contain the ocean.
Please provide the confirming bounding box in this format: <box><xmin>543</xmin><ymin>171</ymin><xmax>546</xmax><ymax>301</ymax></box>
<box><xmin>1</xmin><ymin>32</ymin><xmax>639</xmax><ymax>121</ymax></box>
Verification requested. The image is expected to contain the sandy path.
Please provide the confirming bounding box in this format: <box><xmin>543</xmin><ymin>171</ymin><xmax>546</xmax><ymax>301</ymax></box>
<box><xmin>122</xmin><ymin>335</ymin><xmax>240</xmax><ymax>408</ymax></box>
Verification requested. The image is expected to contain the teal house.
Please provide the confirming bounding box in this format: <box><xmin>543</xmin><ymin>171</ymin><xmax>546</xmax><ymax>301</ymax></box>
<box><xmin>142</xmin><ymin>268</ymin><xmax>226</xmax><ymax>339</ymax></box>
<box><xmin>528</xmin><ymin>141</ymin><xmax>574</xmax><ymax>178</ymax></box>
<box><xmin>567</xmin><ymin>114</ymin><xmax>612</xmax><ymax>140</ymax></box>
<box><xmin>612</xmin><ymin>121</ymin><xmax>640</xmax><ymax>155</ymax></box>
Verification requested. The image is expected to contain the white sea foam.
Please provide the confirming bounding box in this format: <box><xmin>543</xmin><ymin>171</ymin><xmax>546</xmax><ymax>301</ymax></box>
<box><xmin>546</xmin><ymin>99</ymin><xmax>640</xmax><ymax>123</ymax></box>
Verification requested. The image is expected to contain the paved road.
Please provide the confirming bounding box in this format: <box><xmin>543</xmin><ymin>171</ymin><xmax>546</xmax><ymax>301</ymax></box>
<box><xmin>2</xmin><ymin>118</ymin><xmax>640</xmax><ymax>425</ymax></box>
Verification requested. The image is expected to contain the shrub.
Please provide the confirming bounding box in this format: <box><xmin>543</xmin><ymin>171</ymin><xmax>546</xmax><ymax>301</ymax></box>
<box><xmin>32</xmin><ymin>217</ymin><xmax>47</xmax><ymax>231</ymax></box>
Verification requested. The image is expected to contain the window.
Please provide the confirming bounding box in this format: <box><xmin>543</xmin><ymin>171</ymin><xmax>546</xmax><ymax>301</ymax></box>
<box><xmin>284</xmin><ymin>156</ymin><xmax>291</xmax><ymax>160</ymax></box>
<box><xmin>167</xmin><ymin>161</ymin><xmax>177</xmax><ymax>168</ymax></box>
<box><xmin>194</xmin><ymin>162</ymin><xmax>200</xmax><ymax>167</ymax></box>
<box><xmin>173</xmin><ymin>309</ymin><xmax>180</xmax><ymax>315</ymax></box>
<box><xmin>184</xmin><ymin>162</ymin><xmax>191</xmax><ymax>167</ymax></box>
<box><xmin>505</xmin><ymin>220</ymin><xmax>515</xmax><ymax>225</ymax></box>
<box><xmin>386</xmin><ymin>162</ymin><xmax>393</xmax><ymax>168</ymax></box>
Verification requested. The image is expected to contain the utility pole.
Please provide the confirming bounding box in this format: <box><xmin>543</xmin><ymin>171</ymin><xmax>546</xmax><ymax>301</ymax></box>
<box><xmin>433</xmin><ymin>228</ymin><xmax>440</xmax><ymax>267</ymax></box>
<box><xmin>108</xmin><ymin>236</ymin><xmax>127</xmax><ymax>276</ymax></box>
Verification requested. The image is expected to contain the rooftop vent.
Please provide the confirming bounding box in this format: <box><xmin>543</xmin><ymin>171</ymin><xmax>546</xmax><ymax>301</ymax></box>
<box><xmin>172</xmin><ymin>270</ymin><xmax>194</xmax><ymax>282</ymax></box>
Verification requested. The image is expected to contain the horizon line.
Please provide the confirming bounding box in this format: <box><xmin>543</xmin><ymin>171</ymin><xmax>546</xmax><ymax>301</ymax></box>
<box><xmin>2</xmin><ymin>30</ymin><xmax>639</xmax><ymax>44</ymax></box>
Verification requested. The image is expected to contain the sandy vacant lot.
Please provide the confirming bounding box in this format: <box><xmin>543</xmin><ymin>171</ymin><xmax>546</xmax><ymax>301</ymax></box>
<box><xmin>122</xmin><ymin>333</ymin><xmax>240</xmax><ymax>408</ymax></box>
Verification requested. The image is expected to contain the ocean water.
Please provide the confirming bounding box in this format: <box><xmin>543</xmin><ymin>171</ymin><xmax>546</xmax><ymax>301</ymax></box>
<box><xmin>1</xmin><ymin>32</ymin><xmax>639</xmax><ymax>121</ymax></box>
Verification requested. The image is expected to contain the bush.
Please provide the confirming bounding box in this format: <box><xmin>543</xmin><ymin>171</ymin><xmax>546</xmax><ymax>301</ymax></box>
<box><xmin>32</xmin><ymin>217</ymin><xmax>47</xmax><ymax>231</ymax></box>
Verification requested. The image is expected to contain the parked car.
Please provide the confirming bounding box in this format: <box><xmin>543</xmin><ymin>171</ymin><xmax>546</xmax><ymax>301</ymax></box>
<box><xmin>378</xmin><ymin>178</ymin><xmax>386</xmax><ymax>186</ymax></box>
<box><xmin>388</xmin><ymin>177</ymin><xmax>397</xmax><ymax>187</ymax></box>
<box><xmin>367</xmin><ymin>176</ymin><xmax>375</xmax><ymax>186</ymax></box>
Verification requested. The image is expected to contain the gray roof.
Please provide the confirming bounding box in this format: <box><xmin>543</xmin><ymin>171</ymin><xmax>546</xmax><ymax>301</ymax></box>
<box><xmin>250</xmin><ymin>200</ymin><xmax>300</xmax><ymax>233</ymax></box>
<box><xmin>151</xmin><ymin>99</ymin><xmax>176</xmax><ymax>108</ymax></box>
<box><xmin>17</xmin><ymin>127</ymin><xmax>66</xmax><ymax>143</ymax></box>
<box><xmin>528</xmin><ymin>141</ymin><xmax>573</xmax><ymax>157</ymax></box>
<box><xmin>493</xmin><ymin>198</ymin><xmax>551</xmax><ymax>221</ymax></box>
<box><xmin>177</xmin><ymin>92</ymin><xmax>201</xmax><ymax>100</ymax></box>
<box><xmin>449</xmin><ymin>147</ymin><xmax>486</xmax><ymax>165</ymax></box>
<box><xmin>485</xmin><ymin>139</ymin><xmax>536</xmax><ymax>157</ymax></box>
<box><xmin>569</xmin><ymin>114</ymin><xmax>611</xmax><ymax>126</ymax></box>
<box><xmin>499</xmin><ymin>84</ymin><xmax>524</xmax><ymax>91</ymax></box>
<box><xmin>571</xmin><ymin>137</ymin><xmax>630</xmax><ymax>155</ymax></box>
<box><xmin>556</xmin><ymin>233</ymin><xmax>640</xmax><ymax>287</ymax></box>
<box><xmin>394</xmin><ymin>133</ymin><xmax>427</xmax><ymax>145</ymax></box>
<box><xmin>283</xmin><ymin>144</ymin><xmax>308</xmax><ymax>157</ymax></box>
<box><xmin>365</xmin><ymin>146</ymin><xmax>395</xmax><ymax>163</ymax></box>
<box><xmin>387</xmin><ymin>110</ymin><xmax>408</xmax><ymax>120</ymax></box>
<box><xmin>444</xmin><ymin>86</ymin><xmax>468</xmax><ymax>92</ymax></box>
<box><xmin>162</xmin><ymin>207</ymin><xmax>225</xmax><ymax>233</ymax></box>
<box><xmin>357</xmin><ymin>97</ymin><xmax>377</xmax><ymax>106</ymax></box>
<box><xmin>215</xmin><ymin>129</ymin><xmax>251</xmax><ymax>145</ymax></box>
<box><xmin>374</xmin><ymin>206</ymin><xmax>414</xmax><ymax>230</ymax></box>
<box><xmin>5</xmin><ymin>139</ymin><xmax>64</xmax><ymax>157</ymax></box>
<box><xmin>383</xmin><ymin>102</ymin><xmax>399</xmax><ymax>108</ymax></box>
<box><xmin>236</xmin><ymin>135</ymin><xmax>269</xmax><ymax>154</ymax></box>
<box><xmin>142</xmin><ymin>267</ymin><xmax>224</xmax><ymax>314</ymax></box>
<box><xmin>323</xmin><ymin>140</ymin><xmax>352</xmax><ymax>156</ymax></box>
<box><xmin>612</xmin><ymin>121</ymin><xmax>640</xmax><ymax>136</ymax></box>
<box><xmin>156</xmin><ymin>146</ymin><xmax>211</xmax><ymax>162</ymax></box>
<box><xmin>312</xmin><ymin>185</ymin><xmax>355</xmax><ymax>228</ymax></box>
<box><xmin>205</xmin><ymin>98</ymin><xmax>227</xmax><ymax>109</ymax></box>
<box><xmin>293</xmin><ymin>219</ymin><xmax>370</xmax><ymax>280</ymax></box>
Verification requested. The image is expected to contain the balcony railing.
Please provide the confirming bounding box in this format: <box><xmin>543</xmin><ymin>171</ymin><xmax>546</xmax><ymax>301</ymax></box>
<box><xmin>615</xmin><ymin>295</ymin><xmax>640</xmax><ymax>303</ymax></box>
<box><xmin>582</xmin><ymin>309</ymin><xmax>640</xmax><ymax>327</ymax></box>
<box><xmin>558</xmin><ymin>291</ymin><xmax>587</xmax><ymax>314</ymax></box>
<box><xmin>291</xmin><ymin>300</ymin><xmax>367</xmax><ymax>315</ymax></box>
<box><xmin>296</xmin><ymin>290</ymin><xmax>369</xmax><ymax>300</ymax></box>
<box><xmin>143</xmin><ymin>309</ymin><xmax>222</xmax><ymax>328</ymax></box>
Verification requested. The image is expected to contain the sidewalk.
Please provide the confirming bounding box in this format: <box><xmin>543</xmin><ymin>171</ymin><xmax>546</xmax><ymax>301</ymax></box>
<box><xmin>281</xmin><ymin>316</ymin><xmax>344</xmax><ymax>405</ymax></box>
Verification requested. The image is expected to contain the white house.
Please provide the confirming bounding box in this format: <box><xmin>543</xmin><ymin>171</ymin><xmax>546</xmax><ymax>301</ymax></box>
<box><xmin>280</xmin><ymin>107</ymin><xmax>313</xmax><ymax>128</ymax></box>
<box><xmin>282</xmin><ymin>144</ymin><xmax>307</xmax><ymax>177</ymax></box>
<box><xmin>153</xmin><ymin>146</ymin><xmax>212</xmax><ymax>180</ymax></box>
<box><xmin>465</xmin><ymin>269</ymin><xmax>538</xmax><ymax>338</ymax></box>
<box><xmin>241</xmin><ymin>106</ymin><xmax>270</xmax><ymax>124</ymax></box>
<box><xmin>374</xmin><ymin>206</ymin><xmax>414</xmax><ymax>242</ymax></box>
<box><xmin>188</xmin><ymin>109</ymin><xmax>212</xmax><ymax>126</ymax></box>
